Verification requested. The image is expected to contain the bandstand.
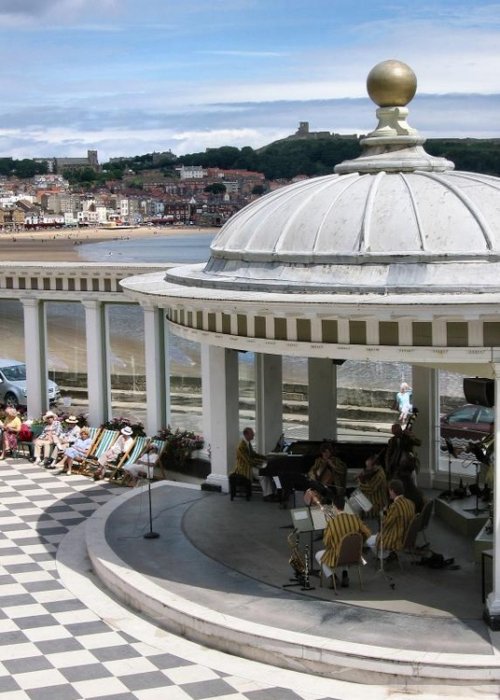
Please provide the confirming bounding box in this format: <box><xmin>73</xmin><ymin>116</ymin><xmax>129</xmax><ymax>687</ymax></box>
<box><xmin>121</xmin><ymin>60</ymin><xmax>500</xmax><ymax>628</ymax></box>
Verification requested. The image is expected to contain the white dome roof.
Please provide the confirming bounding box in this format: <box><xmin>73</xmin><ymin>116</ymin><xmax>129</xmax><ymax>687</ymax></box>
<box><xmin>165</xmin><ymin>60</ymin><xmax>500</xmax><ymax>295</ymax></box>
<box><xmin>209</xmin><ymin>170</ymin><xmax>500</xmax><ymax>263</ymax></box>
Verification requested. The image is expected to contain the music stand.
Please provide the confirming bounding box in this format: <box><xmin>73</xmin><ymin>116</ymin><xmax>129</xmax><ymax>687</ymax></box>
<box><xmin>464</xmin><ymin>444</ymin><xmax>489</xmax><ymax>515</ymax></box>
<box><xmin>290</xmin><ymin>507</ymin><xmax>323</xmax><ymax>574</ymax></box>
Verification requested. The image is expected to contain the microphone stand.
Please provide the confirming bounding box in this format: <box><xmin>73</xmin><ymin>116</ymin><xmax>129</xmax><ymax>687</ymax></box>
<box><xmin>144</xmin><ymin>450</ymin><xmax>159</xmax><ymax>540</ymax></box>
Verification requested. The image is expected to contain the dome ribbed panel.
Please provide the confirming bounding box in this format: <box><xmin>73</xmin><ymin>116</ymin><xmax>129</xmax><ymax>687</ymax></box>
<box><xmin>203</xmin><ymin>168</ymin><xmax>500</xmax><ymax>295</ymax></box>
<box><xmin>414</xmin><ymin>172</ymin><xmax>495</xmax><ymax>253</ymax></box>
<box><xmin>363</xmin><ymin>174</ymin><xmax>422</xmax><ymax>252</ymax></box>
<box><xmin>311</xmin><ymin>175</ymin><xmax>370</xmax><ymax>254</ymax></box>
<box><xmin>210</xmin><ymin>176</ymin><xmax>333</xmax><ymax>256</ymax></box>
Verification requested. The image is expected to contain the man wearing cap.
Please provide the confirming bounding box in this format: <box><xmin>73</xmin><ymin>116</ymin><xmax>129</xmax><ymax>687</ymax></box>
<box><xmin>94</xmin><ymin>426</ymin><xmax>134</xmax><ymax>480</ymax></box>
<box><xmin>51</xmin><ymin>416</ymin><xmax>81</xmax><ymax>467</ymax></box>
<box><xmin>32</xmin><ymin>412</ymin><xmax>62</xmax><ymax>465</ymax></box>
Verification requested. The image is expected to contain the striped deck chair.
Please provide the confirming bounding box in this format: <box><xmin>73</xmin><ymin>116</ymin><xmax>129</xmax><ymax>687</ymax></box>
<box><xmin>79</xmin><ymin>429</ymin><xmax>120</xmax><ymax>476</ymax></box>
<box><xmin>69</xmin><ymin>426</ymin><xmax>101</xmax><ymax>474</ymax></box>
<box><xmin>108</xmin><ymin>436</ymin><xmax>148</xmax><ymax>483</ymax></box>
<box><xmin>151</xmin><ymin>438</ymin><xmax>167</xmax><ymax>480</ymax></box>
<box><xmin>124</xmin><ymin>438</ymin><xmax>166</xmax><ymax>487</ymax></box>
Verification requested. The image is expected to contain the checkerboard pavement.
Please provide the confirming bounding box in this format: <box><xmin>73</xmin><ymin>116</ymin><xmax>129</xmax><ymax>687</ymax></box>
<box><xmin>0</xmin><ymin>458</ymin><xmax>347</xmax><ymax>700</ymax></box>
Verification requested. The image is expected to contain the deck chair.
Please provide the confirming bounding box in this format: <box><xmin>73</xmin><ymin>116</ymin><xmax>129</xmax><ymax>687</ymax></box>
<box><xmin>153</xmin><ymin>439</ymin><xmax>168</xmax><ymax>479</ymax></box>
<box><xmin>394</xmin><ymin>514</ymin><xmax>421</xmax><ymax>570</ymax></box>
<box><xmin>67</xmin><ymin>426</ymin><xmax>101</xmax><ymax>473</ymax></box>
<box><xmin>109</xmin><ymin>436</ymin><xmax>148</xmax><ymax>483</ymax></box>
<box><xmin>321</xmin><ymin>532</ymin><xmax>364</xmax><ymax>595</ymax></box>
<box><xmin>131</xmin><ymin>438</ymin><xmax>167</xmax><ymax>485</ymax></box>
<box><xmin>417</xmin><ymin>499</ymin><xmax>434</xmax><ymax>548</ymax></box>
<box><xmin>79</xmin><ymin>429</ymin><xmax>119</xmax><ymax>476</ymax></box>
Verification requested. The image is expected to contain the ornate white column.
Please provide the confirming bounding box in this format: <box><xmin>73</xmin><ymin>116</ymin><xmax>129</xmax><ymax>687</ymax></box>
<box><xmin>484</xmin><ymin>362</ymin><xmax>500</xmax><ymax>629</ymax></box>
<box><xmin>201</xmin><ymin>344</ymin><xmax>239</xmax><ymax>492</ymax></box>
<box><xmin>411</xmin><ymin>366</ymin><xmax>439</xmax><ymax>488</ymax></box>
<box><xmin>255</xmin><ymin>353</ymin><xmax>283</xmax><ymax>453</ymax></box>
<box><xmin>83</xmin><ymin>299</ymin><xmax>110</xmax><ymax>426</ymax></box>
<box><xmin>142</xmin><ymin>304</ymin><xmax>170</xmax><ymax>435</ymax></box>
<box><xmin>308</xmin><ymin>358</ymin><xmax>337</xmax><ymax>441</ymax></box>
<box><xmin>22</xmin><ymin>298</ymin><xmax>47</xmax><ymax>417</ymax></box>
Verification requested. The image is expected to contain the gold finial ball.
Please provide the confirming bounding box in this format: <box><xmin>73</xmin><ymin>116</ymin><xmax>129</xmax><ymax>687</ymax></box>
<box><xmin>367</xmin><ymin>59</ymin><xmax>417</xmax><ymax>107</ymax></box>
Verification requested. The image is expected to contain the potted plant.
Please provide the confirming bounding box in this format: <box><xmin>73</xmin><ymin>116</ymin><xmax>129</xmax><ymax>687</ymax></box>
<box><xmin>100</xmin><ymin>417</ymin><xmax>146</xmax><ymax>437</ymax></box>
<box><xmin>156</xmin><ymin>426</ymin><xmax>204</xmax><ymax>470</ymax></box>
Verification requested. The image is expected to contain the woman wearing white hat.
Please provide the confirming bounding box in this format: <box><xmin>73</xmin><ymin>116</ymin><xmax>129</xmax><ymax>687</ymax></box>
<box><xmin>94</xmin><ymin>425</ymin><xmax>134</xmax><ymax>480</ymax></box>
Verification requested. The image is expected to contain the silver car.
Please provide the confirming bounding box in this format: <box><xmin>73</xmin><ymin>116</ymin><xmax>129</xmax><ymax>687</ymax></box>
<box><xmin>0</xmin><ymin>359</ymin><xmax>60</xmax><ymax>408</ymax></box>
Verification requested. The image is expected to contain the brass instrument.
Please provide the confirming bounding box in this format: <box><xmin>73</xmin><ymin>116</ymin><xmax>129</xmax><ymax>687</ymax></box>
<box><xmin>304</xmin><ymin>488</ymin><xmax>336</xmax><ymax>523</ymax></box>
<box><xmin>287</xmin><ymin>529</ymin><xmax>306</xmax><ymax>581</ymax></box>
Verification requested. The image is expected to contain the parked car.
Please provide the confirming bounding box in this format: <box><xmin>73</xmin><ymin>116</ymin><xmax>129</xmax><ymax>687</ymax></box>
<box><xmin>0</xmin><ymin>359</ymin><xmax>60</xmax><ymax>408</ymax></box>
<box><xmin>440</xmin><ymin>403</ymin><xmax>493</xmax><ymax>450</ymax></box>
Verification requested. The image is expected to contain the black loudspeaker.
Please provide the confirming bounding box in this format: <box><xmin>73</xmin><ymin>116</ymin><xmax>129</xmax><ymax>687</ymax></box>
<box><xmin>463</xmin><ymin>377</ymin><xmax>495</xmax><ymax>407</ymax></box>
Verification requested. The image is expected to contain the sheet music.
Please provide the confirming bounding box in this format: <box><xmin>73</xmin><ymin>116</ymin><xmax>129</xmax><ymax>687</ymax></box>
<box><xmin>310</xmin><ymin>507</ymin><xmax>327</xmax><ymax>531</ymax></box>
<box><xmin>290</xmin><ymin>508</ymin><xmax>314</xmax><ymax>532</ymax></box>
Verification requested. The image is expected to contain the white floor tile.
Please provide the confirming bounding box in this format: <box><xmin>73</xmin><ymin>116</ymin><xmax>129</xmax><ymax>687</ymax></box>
<box><xmin>72</xmin><ymin>676</ymin><xmax>129</xmax><ymax>697</ymax></box>
<box><xmin>14</xmin><ymin>668</ymin><xmax>68</xmax><ymax>690</ymax></box>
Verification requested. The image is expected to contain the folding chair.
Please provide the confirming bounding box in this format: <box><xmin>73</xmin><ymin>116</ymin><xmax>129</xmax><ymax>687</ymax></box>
<box><xmin>394</xmin><ymin>514</ymin><xmax>421</xmax><ymax>570</ymax></box>
<box><xmin>417</xmin><ymin>499</ymin><xmax>434</xmax><ymax>548</ymax></box>
<box><xmin>109</xmin><ymin>436</ymin><xmax>149</xmax><ymax>483</ymax></box>
<box><xmin>151</xmin><ymin>438</ymin><xmax>167</xmax><ymax>480</ymax></box>
<box><xmin>69</xmin><ymin>426</ymin><xmax>100</xmax><ymax>473</ymax></box>
<box><xmin>79</xmin><ymin>429</ymin><xmax>119</xmax><ymax>477</ymax></box>
<box><xmin>320</xmin><ymin>532</ymin><xmax>364</xmax><ymax>595</ymax></box>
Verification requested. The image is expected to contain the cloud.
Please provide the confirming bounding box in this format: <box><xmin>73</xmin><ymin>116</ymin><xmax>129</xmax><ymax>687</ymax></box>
<box><xmin>0</xmin><ymin>0</ymin><xmax>116</xmax><ymax>25</ymax></box>
<box><xmin>1</xmin><ymin>92</ymin><xmax>499</xmax><ymax>161</ymax></box>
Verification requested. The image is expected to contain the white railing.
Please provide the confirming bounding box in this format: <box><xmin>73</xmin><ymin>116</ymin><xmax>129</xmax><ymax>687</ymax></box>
<box><xmin>0</xmin><ymin>262</ymin><xmax>170</xmax><ymax>301</ymax></box>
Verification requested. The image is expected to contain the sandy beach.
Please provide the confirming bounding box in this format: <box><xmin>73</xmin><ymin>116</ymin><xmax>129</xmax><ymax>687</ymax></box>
<box><xmin>0</xmin><ymin>225</ymin><xmax>217</xmax><ymax>262</ymax></box>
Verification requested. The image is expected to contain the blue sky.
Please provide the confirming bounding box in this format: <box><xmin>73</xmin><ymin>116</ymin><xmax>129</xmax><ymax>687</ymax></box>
<box><xmin>1</xmin><ymin>0</ymin><xmax>500</xmax><ymax>161</ymax></box>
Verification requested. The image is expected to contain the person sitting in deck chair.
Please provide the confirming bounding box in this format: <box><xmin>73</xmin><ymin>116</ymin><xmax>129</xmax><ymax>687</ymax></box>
<box><xmin>94</xmin><ymin>426</ymin><xmax>134</xmax><ymax>481</ymax></box>
<box><xmin>57</xmin><ymin>428</ymin><xmax>92</xmax><ymax>475</ymax></box>
<box><xmin>122</xmin><ymin>443</ymin><xmax>159</xmax><ymax>486</ymax></box>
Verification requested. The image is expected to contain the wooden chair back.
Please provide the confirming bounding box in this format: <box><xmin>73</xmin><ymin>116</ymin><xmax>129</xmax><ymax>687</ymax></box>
<box><xmin>331</xmin><ymin>532</ymin><xmax>364</xmax><ymax>594</ymax></box>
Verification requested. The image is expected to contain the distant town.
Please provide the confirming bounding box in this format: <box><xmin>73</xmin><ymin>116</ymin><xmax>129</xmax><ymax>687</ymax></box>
<box><xmin>1</xmin><ymin>120</ymin><xmax>500</xmax><ymax>231</ymax></box>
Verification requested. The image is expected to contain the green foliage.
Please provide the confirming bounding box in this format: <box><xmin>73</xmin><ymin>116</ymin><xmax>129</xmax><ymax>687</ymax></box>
<box><xmin>100</xmin><ymin>417</ymin><xmax>146</xmax><ymax>437</ymax></box>
<box><xmin>63</xmin><ymin>167</ymin><xmax>98</xmax><ymax>185</ymax></box>
<box><xmin>156</xmin><ymin>426</ymin><xmax>204</xmax><ymax>467</ymax></box>
<box><xmin>426</xmin><ymin>139</ymin><xmax>500</xmax><ymax>176</ymax></box>
<box><xmin>251</xmin><ymin>184</ymin><xmax>266</xmax><ymax>195</ymax></box>
<box><xmin>0</xmin><ymin>158</ymin><xmax>47</xmax><ymax>178</ymax></box>
<box><xmin>204</xmin><ymin>182</ymin><xmax>226</xmax><ymax>194</ymax></box>
<box><xmin>177</xmin><ymin>137</ymin><xmax>361</xmax><ymax>179</ymax></box>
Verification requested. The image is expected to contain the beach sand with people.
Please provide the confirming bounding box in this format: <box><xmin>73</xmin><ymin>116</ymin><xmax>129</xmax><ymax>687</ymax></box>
<box><xmin>0</xmin><ymin>225</ymin><xmax>216</xmax><ymax>262</ymax></box>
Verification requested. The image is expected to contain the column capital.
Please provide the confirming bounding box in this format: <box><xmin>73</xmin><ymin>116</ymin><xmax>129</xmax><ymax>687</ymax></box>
<box><xmin>81</xmin><ymin>298</ymin><xmax>102</xmax><ymax>311</ymax></box>
<box><xmin>20</xmin><ymin>297</ymin><xmax>40</xmax><ymax>308</ymax></box>
<box><xmin>140</xmin><ymin>301</ymin><xmax>158</xmax><ymax>311</ymax></box>
<box><xmin>490</xmin><ymin>362</ymin><xmax>500</xmax><ymax>377</ymax></box>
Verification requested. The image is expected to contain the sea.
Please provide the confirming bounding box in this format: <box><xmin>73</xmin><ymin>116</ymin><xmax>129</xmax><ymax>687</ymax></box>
<box><xmin>0</xmin><ymin>233</ymin><xmax>463</xmax><ymax>397</ymax></box>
